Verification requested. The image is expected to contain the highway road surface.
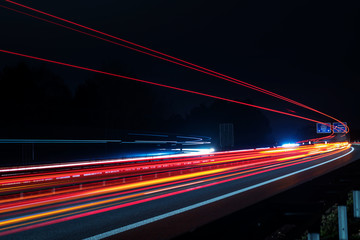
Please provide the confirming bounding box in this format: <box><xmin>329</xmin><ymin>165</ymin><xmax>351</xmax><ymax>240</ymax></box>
<box><xmin>0</xmin><ymin>142</ymin><xmax>358</xmax><ymax>240</ymax></box>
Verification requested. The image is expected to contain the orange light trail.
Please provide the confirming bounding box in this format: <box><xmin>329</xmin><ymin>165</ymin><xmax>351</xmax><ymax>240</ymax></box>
<box><xmin>0</xmin><ymin>142</ymin><xmax>345</xmax><ymax>193</ymax></box>
<box><xmin>0</xmin><ymin>143</ymin><xmax>351</xmax><ymax>237</ymax></box>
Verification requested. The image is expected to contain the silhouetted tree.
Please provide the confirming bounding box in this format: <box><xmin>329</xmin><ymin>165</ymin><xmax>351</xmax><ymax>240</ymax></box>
<box><xmin>0</xmin><ymin>62</ymin><xmax>274</xmax><ymax>148</ymax></box>
<box><xmin>0</xmin><ymin>63</ymin><xmax>72</xmax><ymax>138</ymax></box>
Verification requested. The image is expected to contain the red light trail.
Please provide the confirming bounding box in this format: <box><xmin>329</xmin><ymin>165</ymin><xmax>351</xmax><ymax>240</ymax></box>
<box><xmin>0</xmin><ymin>2</ymin><xmax>354</xmax><ymax>239</ymax></box>
<box><xmin>1</xmin><ymin>0</ymin><xmax>348</xmax><ymax>132</ymax></box>
<box><xmin>0</xmin><ymin>49</ymin><xmax>331</xmax><ymax>126</ymax></box>
<box><xmin>0</xmin><ymin>143</ymin><xmax>338</xmax><ymax>193</ymax></box>
<box><xmin>0</xmin><ymin>143</ymin><xmax>352</xmax><ymax>237</ymax></box>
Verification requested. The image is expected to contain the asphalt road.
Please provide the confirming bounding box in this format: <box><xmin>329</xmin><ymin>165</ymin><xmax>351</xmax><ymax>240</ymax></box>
<box><xmin>0</xmin><ymin>143</ymin><xmax>358</xmax><ymax>240</ymax></box>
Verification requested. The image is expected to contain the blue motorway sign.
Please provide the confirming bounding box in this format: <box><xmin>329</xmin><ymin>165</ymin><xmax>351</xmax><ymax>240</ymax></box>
<box><xmin>333</xmin><ymin>122</ymin><xmax>347</xmax><ymax>133</ymax></box>
<box><xmin>317</xmin><ymin>123</ymin><xmax>331</xmax><ymax>133</ymax></box>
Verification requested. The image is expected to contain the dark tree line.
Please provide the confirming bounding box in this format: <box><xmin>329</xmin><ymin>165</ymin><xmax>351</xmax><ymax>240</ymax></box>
<box><xmin>0</xmin><ymin>62</ymin><xmax>275</xmax><ymax>148</ymax></box>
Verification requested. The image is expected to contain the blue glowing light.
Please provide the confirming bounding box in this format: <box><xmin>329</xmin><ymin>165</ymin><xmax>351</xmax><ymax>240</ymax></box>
<box><xmin>281</xmin><ymin>143</ymin><xmax>300</xmax><ymax>148</ymax></box>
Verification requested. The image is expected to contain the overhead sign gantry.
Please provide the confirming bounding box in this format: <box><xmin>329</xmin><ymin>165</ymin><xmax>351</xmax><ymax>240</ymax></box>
<box><xmin>333</xmin><ymin>122</ymin><xmax>347</xmax><ymax>133</ymax></box>
<box><xmin>316</xmin><ymin>123</ymin><xmax>331</xmax><ymax>134</ymax></box>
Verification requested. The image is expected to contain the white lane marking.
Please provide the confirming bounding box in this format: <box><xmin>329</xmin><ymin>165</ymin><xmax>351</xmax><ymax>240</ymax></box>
<box><xmin>84</xmin><ymin>147</ymin><xmax>354</xmax><ymax>240</ymax></box>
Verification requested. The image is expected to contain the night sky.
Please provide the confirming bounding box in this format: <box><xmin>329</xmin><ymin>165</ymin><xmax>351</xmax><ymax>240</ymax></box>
<box><xmin>1</xmin><ymin>0</ymin><xmax>359</xmax><ymax>142</ymax></box>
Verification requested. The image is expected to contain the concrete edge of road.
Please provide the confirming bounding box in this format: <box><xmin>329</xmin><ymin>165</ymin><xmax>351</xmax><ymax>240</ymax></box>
<box><xmin>83</xmin><ymin>147</ymin><xmax>355</xmax><ymax>240</ymax></box>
